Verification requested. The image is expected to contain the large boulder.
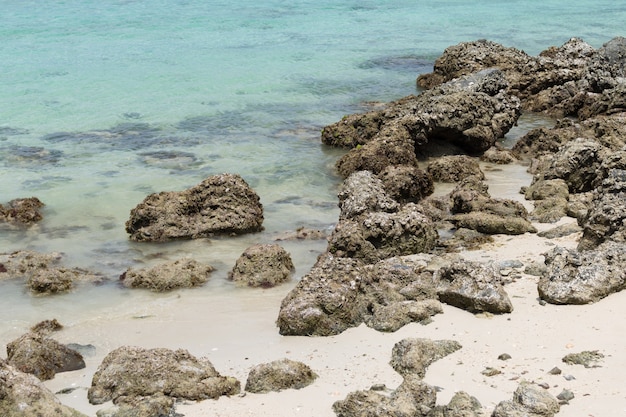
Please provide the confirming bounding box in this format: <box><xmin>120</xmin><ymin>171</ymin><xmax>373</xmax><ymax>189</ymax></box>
<box><xmin>538</xmin><ymin>241</ymin><xmax>626</xmax><ymax>304</ymax></box>
<box><xmin>120</xmin><ymin>258</ymin><xmax>214</xmax><ymax>292</ymax></box>
<box><xmin>0</xmin><ymin>250</ymin><xmax>102</xmax><ymax>294</ymax></box>
<box><xmin>0</xmin><ymin>358</ymin><xmax>87</xmax><ymax>417</ymax></box>
<box><xmin>325</xmin><ymin>69</ymin><xmax>520</xmax><ymax>179</ymax></box>
<box><xmin>245</xmin><ymin>359</ymin><xmax>317</xmax><ymax>393</ymax></box>
<box><xmin>228</xmin><ymin>244</ymin><xmax>295</xmax><ymax>288</ymax></box>
<box><xmin>88</xmin><ymin>346</ymin><xmax>240</xmax><ymax>405</ymax></box>
<box><xmin>492</xmin><ymin>382</ymin><xmax>560</xmax><ymax>417</ymax></box>
<box><xmin>6</xmin><ymin>332</ymin><xmax>85</xmax><ymax>381</ymax></box>
<box><xmin>435</xmin><ymin>261</ymin><xmax>513</xmax><ymax>314</ymax></box>
<box><xmin>277</xmin><ymin>254</ymin><xmax>442</xmax><ymax>336</ymax></box>
<box><xmin>125</xmin><ymin>173</ymin><xmax>264</xmax><ymax>242</ymax></box>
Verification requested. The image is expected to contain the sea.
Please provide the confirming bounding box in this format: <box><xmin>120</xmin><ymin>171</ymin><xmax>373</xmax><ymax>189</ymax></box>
<box><xmin>1</xmin><ymin>1</ymin><xmax>624</xmax><ymax>350</ymax></box>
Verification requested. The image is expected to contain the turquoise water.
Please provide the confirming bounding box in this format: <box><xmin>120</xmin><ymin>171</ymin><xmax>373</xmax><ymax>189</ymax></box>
<box><xmin>1</xmin><ymin>1</ymin><xmax>625</xmax><ymax>332</ymax></box>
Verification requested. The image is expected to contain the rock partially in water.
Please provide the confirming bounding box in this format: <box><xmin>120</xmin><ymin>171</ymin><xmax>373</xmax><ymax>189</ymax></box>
<box><xmin>245</xmin><ymin>359</ymin><xmax>317</xmax><ymax>393</ymax></box>
<box><xmin>0</xmin><ymin>250</ymin><xmax>103</xmax><ymax>295</ymax></box>
<box><xmin>436</xmin><ymin>261</ymin><xmax>514</xmax><ymax>314</ymax></box>
<box><xmin>88</xmin><ymin>346</ymin><xmax>240</xmax><ymax>405</ymax></box>
<box><xmin>0</xmin><ymin>358</ymin><xmax>88</xmax><ymax>417</ymax></box>
<box><xmin>6</xmin><ymin>331</ymin><xmax>85</xmax><ymax>381</ymax></box>
<box><xmin>228</xmin><ymin>244</ymin><xmax>294</xmax><ymax>288</ymax></box>
<box><xmin>126</xmin><ymin>173</ymin><xmax>264</xmax><ymax>242</ymax></box>
<box><xmin>0</xmin><ymin>197</ymin><xmax>45</xmax><ymax>225</ymax></box>
<box><xmin>120</xmin><ymin>258</ymin><xmax>214</xmax><ymax>292</ymax></box>
<box><xmin>538</xmin><ymin>241</ymin><xmax>626</xmax><ymax>304</ymax></box>
<box><xmin>492</xmin><ymin>382</ymin><xmax>560</xmax><ymax>417</ymax></box>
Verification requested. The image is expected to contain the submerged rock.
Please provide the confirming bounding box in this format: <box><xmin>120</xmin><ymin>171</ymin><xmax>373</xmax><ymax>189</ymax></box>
<box><xmin>88</xmin><ymin>346</ymin><xmax>240</xmax><ymax>405</ymax></box>
<box><xmin>0</xmin><ymin>358</ymin><xmax>88</xmax><ymax>417</ymax></box>
<box><xmin>228</xmin><ymin>243</ymin><xmax>295</xmax><ymax>288</ymax></box>
<box><xmin>6</xmin><ymin>332</ymin><xmax>85</xmax><ymax>381</ymax></box>
<box><xmin>126</xmin><ymin>173</ymin><xmax>264</xmax><ymax>242</ymax></box>
<box><xmin>120</xmin><ymin>258</ymin><xmax>214</xmax><ymax>291</ymax></box>
<box><xmin>245</xmin><ymin>359</ymin><xmax>317</xmax><ymax>393</ymax></box>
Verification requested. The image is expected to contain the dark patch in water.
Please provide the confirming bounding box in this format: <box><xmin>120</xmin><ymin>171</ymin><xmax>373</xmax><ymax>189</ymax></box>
<box><xmin>22</xmin><ymin>176</ymin><xmax>73</xmax><ymax>189</ymax></box>
<box><xmin>0</xmin><ymin>126</ymin><xmax>30</xmax><ymax>136</ymax></box>
<box><xmin>138</xmin><ymin>150</ymin><xmax>199</xmax><ymax>170</ymax></box>
<box><xmin>122</xmin><ymin>112</ymin><xmax>143</xmax><ymax>119</ymax></box>
<box><xmin>3</xmin><ymin>145</ymin><xmax>63</xmax><ymax>164</ymax></box>
<box><xmin>98</xmin><ymin>170</ymin><xmax>121</xmax><ymax>177</ymax></box>
<box><xmin>359</xmin><ymin>55</ymin><xmax>433</xmax><ymax>73</ymax></box>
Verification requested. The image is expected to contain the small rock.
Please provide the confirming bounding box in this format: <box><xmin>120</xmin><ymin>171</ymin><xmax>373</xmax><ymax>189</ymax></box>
<box><xmin>370</xmin><ymin>384</ymin><xmax>386</xmax><ymax>391</ymax></box>
<box><xmin>557</xmin><ymin>389</ymin><xmax>575</xmax><ymax>402</ymax></box>
<box><xmin>498</xmin><ymin>353</ymin><xmax>512</xmax><ymax>361</ymax></box>
<box><xmin>481</xmin><ymin>367</ymin><xmax>502</xmax><ymax>376</ymax></box>
<box><xmin>537</xmin><ymin>382</ymin><xmax>550</xmax><ymax>389</ymax></box>
<box><xmin>563</xmin><ymin>374</ymin><xmax>576</xmax><ymax>381</ymax></box>
<box><xmin>245</xmin><ymin>358</ymin><xmax>317</xmax><ymax>393</ymax></box>
<box><xmin>562</xmin><ymin>350</ymin><xmax>604</xmax><ymax>368</ymax></box>
<box><xmin>548</xmin><ymin>367</ymin><xmax>562</xmax><ymax>375</ymax></box>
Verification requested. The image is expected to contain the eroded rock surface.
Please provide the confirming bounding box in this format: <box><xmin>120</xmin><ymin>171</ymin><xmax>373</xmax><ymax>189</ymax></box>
<box><xmin>126</xmin><ymin>173</ymin><xmax>264</xmax><ymax>242</ymax></box>
<box><xmin>229</xmin><ymin>244</ymin><xmax>295</xmax><ymax>288</ymax></box>
<box><xmin>245</xmin><ymin>359</ymin><xmax>317</xmax><ymax>393</ymax></box>
<box><xmin>120</xmin><ymin>258</ymin><xmax>214</xmax><ymax>291</ymax></box>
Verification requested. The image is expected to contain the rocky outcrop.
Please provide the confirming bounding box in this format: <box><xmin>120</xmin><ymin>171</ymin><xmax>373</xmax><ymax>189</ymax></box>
<box><xmin>324</xmin><ymin>69</ymin><xmax>520</xmax><ymax>179</ymax></box>
<box><xmin>0</xmin><ymin>250</ymin><xmax>102</xmax><ymax>294</ymax></box>
<box><xmin>417</xmin><ymin>36</ymin><xmax>626</xmax><ymax>120</ymax></box>
<box><xmin>228</xmin><ymin>244</ymin><xmax>295</xmax><ymax>288</ymax></box>
<box><xmin>88</xmin><ymin>346</ymin><xmax>240</xmax><ymax>405</ymax></box>
<box><xmin>125</xmin><ymin>173</ymin><xmax>264</xmax><ymax>242</ymax></box>
<box><xmin>377</xmin><ymin>165</ymin><xmax>434</xmax><ymax>204</ymax></box>
<box><xmin>245</xmin><ymin>359</ymin><xmax>317</xmax><ymax>393</ymax></box>
<box><xmin>6</xmin><ymin>331</ymin><xmax>85</xmax><ymax>381</ymax></box>
<box><xmin>120</xmin><ymin>258</ymin><xmax>214</xmax><ymax>292</ymax></box>
<box><xmin>492</xmin><ymin>382</ymin><xmax>560</xmax><ymax>417</ymax></box>
<box><xmin>426</xmin><ymin>155</ymin><xmax>485</xmax><ymax>183</ymax></box>
<box><xmin>0</xmin><ymin>197</ymin><xmax>45</xmax><ymax>225</ymax></box>
<box><xmin>538</xmin><ymin>241</ymin><xmax>626</xmax><ymax>304</ymax></box>
<box><xmin>333</xmin><ymin>338</ymin><xmax>462</xmax><ymax>417</ymax></box>
<box><xmin>0</xmin><ymin>358</ymin><xmax>87</xmax><ymax>417</ymax></box>
<box><xmin>577</xmin><ymin>168</ymin><xmax>626</xmax><ymax>250</ymax></box>
<box><xmin>276</xmin><ymin>254</ymin><xmax>443</xmax><ymax>336</ymax></box>
<box><xmin>435</xmin><ymin>261</ymin><xmax>513</xmax><ymax>314</ymax></box>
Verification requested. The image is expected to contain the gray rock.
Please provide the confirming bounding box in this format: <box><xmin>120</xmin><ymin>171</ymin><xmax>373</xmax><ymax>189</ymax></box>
<box><xmin>492</xmin><ymin>382</ymin><xmax>560</xmax><ymax>417</ymax></box>
<box><xmin>125</xmin><ymin>173</ymin><xmax>264</xmax><ymax>242</ymax></box>
<box><xmin>389</xmin><ymin>338</ymin><xmax>462</xmax><ymax>378</ymax></box>
<box><xmin>120</xmin><ymin>258</ymin><xmax>214</xmax><ymax>292</ymax></box>
<box><xmin>436</xmin><ymin>261</ymin><xmax>514</xmax><ymax>314</ymax></box>
<box><xmin>378</xmin><ymin>165</ymin><xmax>434</xmax><ymax>204</ymax></box>
<box><xmin>245</xmin><ymin>359</ymin><xmax>317</xmax><ymax>393</ymax></box>
<box><xmin>538</xmin><ymin>241</ymin><xmax>626</xmax><ymax>304</ymax></box>
<box><xmin>228</xmin><ymin>244</ymin><xmax>294</xmax><ymax>288</ymax></box>
<box><xmin>88</xmin><ymin>346</ymin><xmax>240</xmax><ymax>405</ymax></box>
<box><xmin>338</xmin><ymin>171</ymin><xmax>398</xmax><ymax>220</ymax></box>
<box><xmin>0</xmin><ymin>358</ymin><xmax>88</xmax><ymax>417</ymax></box>
<box><xmin>427</xmin><ymin>156</ymin><xmax>485</xmax><ymax>183</ymax></box>
<box><xmin>6</xmin><ymin>332</ymin><xmax>85</xmax><ymax>381</ymax></box>
<box><xmin>537</xmin><ymin>223</ymin><xmax>582</xmax><ymax>239</ymax></box>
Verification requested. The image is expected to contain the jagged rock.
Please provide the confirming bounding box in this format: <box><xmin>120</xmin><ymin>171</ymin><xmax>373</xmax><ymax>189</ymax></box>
<box><xmin>125</xmin><ymin>173</ymin><xmax>264</xmax><ymax>242</ymax></box>
<box><xmin>538</xmin><ymin>241</ymin><xmax>626</xmax><ymax>304</ymax></box>
<box><xmin>6</xmin><ymin>332</ymin><xmax>85</xmax><ymax>381</ymax></box>
<box><xmin>530</xmin><ymin>197</ymin><xmax>569</xmax><ymax>223</ymax></box>
<box><xmin>578</xmin><ymin>168</ymin><xmax>626</xmax><ymax>250</ymax></box>
<box><xmin>427</xmin><ymin>391</ymin><xmax>483</xmax><ymax>417</ymax></box>
<box><xmin>480</xmin><ymin>146</ymin><xmax>516</xmax><ymax>164</ymax></box>
<box><xmin>436</xmin><ymin>261</ymin><xmax>513</xmax><ymax>314</ymax></box>
<box><xmin>325</xmin><ymin>69</ymin><xmax>520</xmax><ymax>179</ymax></box>
<box><xmin>328</xmin><ymin>203</ymin><xmax>439</xmax><ymax>263</ymax></box>
<box><xmin>245</xmin><ymin>359</ymin><xmax>317</xmax><ymax>393</ymax></box>
<box><xmin>389</xmin><ymin>338</ymin><xmax>462</xmax><ymax>378</ymax></box>
<box><xmin>0</xmin><ymin>197</ymin><xmax>45</xmax><ymax>225</ymax></box>
<box><xmin>492</xmin><ymin>382</ymin><xmax>560</xmax><ymax>417</ymax></box>
<box><xmin>0</xmin><ymin>358</ymin><xmax>87</xmax><ymax>417</ymax></box>
<box><xmin>338</xmin><ymin>171</ymin><xmax>399</xmax><ymax>220</ymax></box>
<box><xmin>427</xmin><ymin>155</ymin><xmax>485</xmax><ymax>183</ymax></box>
<box><xmin>277</xmin><ymin>254</ymin><xmax>442</xmax><ymax>336</ymax></box>
<box><xmin>562</xmin><ymin>350</ymin><xmax>604</xmax><ymax>368</ymax></box>
<box><xmin>524</xmin><ymin>179</ymin><xmax>570</xmax><ymax>200</ymax></box>
<box><xmin>333</xmin><ymin>375</ymin><xmax>437</xmax><ymax>417</ymax></box>
<box><xmin>30</xmin><ymin>319</ymin><xmax>63</xmax><ymax>335</ymax></box>
<box><xmin>0</xmin><ymin>250</ymin><xmax>102</xmax><ymax>294</ymax></box>
<box><xmin>378</xmin><ymin>165</ymin><xmax>434</xmax><ymax>204</ymax></box>
<box><xmin>228</xmin><ymin>244</ymin><xmax>294</xmax><ymax>288</ymax></box>
<box><xmin>120</xmin><ymin>258</ymin><xmax>214</xmax><ymax>292</ymax></box>
<box><xmin>88</xmin><ymin>346</ymin><xmax>240</xmax><ymax>405</ymax></box>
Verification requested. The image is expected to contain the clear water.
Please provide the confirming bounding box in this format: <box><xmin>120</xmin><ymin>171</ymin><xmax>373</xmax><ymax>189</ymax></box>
<box><xmin>1</xmin><ymin>1</ymin><xmax>624</xmax><ymax>339</ymax></box>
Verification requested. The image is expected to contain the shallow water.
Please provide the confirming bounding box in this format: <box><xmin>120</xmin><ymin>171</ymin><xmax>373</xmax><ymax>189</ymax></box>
<box><xmin>1</xmin><ymin>1</ymin><xmax>625</xmax><ymax>347</ymax></box>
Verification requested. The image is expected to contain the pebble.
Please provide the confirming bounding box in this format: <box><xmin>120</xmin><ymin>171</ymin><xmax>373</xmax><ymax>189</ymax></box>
<box><xmin>557</xmin><ymin>389</ymin><xmax>575</xmax><ymax>402</ymax></box>
<box><xmin>548</xmin><ymin>367</ymin><xmax>562</xmax><ymax>375</ymax></box>
<box><xmin>498</xmin><ymin>353</ymin><xmax>512</xmax><ymax>361</ymax></box>
<box><xmin>481</xmin><ymin>367</ymin><xmax>502</xmax><ymax>377</ymax></box>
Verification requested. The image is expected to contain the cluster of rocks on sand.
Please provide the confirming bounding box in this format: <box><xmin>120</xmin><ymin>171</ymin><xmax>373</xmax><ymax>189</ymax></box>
<box><xmin>2</xmin><ymin>36</ymin><xmax>626</xmax><ymax>416</ymax></box>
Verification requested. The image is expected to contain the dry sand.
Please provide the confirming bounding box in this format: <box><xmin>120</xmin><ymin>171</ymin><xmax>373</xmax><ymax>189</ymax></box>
<box><xmin>39</xmin><ymin>216</ymin><xmax>626</xmax><ymax>417</ymax></box>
